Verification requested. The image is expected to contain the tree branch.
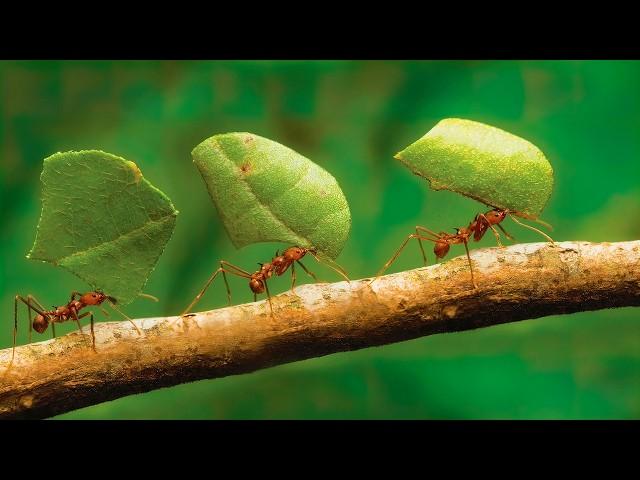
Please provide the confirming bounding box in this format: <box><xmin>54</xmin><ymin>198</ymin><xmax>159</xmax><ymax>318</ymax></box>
<box><xmin>1</xmin><ymin>240</ymin><xmax>639</xmax><ymax>419</ymax></box>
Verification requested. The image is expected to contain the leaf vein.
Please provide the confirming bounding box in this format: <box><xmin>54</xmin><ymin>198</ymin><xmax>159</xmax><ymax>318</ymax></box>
<box><xmin>52</xmin><ymin>214</ymin><xmax>175</xmax><ymax>264</ymax></box>
<box><xmin>212</xmin><ymin>138</ymin><xmax>310</xmax><ymax>246</ymax></box>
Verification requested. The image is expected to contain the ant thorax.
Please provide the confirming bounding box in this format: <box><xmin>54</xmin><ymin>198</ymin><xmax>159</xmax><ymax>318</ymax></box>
<box><xmin>271</xmin><ymin>255</ymin><xmax>289</xmax><ymax>275</ymax></box>
<box><xmin>54</xmin><ymin>305</ymin><xmax>70</xmax><ymax>318</ymax></box>
<box><xmin>259</xmin><ymin>262</ymin><xmax>274</xmax><ymax>279</ymax></box>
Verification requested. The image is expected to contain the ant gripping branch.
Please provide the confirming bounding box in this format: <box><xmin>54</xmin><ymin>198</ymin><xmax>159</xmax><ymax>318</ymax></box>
<box><xmin>7</xmin><ymin>290</ymin><xmax>142</xmax><ymax>370</ymax></box>
<box><xmin>181</xmin><ymin>246</ymin><xmax>350</xmax><ymax>317</ymax></box>
<box><xmin>373</xmin><ymin>208</ymin><xmax>555</xmax><ymax>289</ymax></box>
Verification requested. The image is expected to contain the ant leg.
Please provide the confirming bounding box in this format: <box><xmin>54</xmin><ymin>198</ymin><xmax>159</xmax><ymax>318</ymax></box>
<box><xmin>219</xmin><ymin>261</ymin><xmax>254</xmax><ymax>305</ymax></box>
<box><xmin>415</xmin><ymin>226</ymin><xmax>436</xmax><ymax>266</ymax></box>
<box><xmin>25</xmin><ymin>295</ymin><xmax>50</xmax><ymax>343</ymax></box>
<box><xmin>263</xmin><ymin>278</ymin><xmax>274</xmax><ymax>316</ymax></box>
<box><xmin>290</xmin><ymin>262</ymin><xmax>297</xmax><ymax>293</ymax></box>
<box><xmin>488</xmin><ymin>225</ymin><xmax>504</xmax><ymax>247</ymax></box>
<box><xmin>181</xmin><ymin>268</ymin><xmax>224</xmax><ymax>316</ymax></box>
<box><xmin>77</xmin><ymin>312</ymin><xmax>96</xmax><ymax>352</ymax></box>
<box><xmin>11</xmin><ymin>296</ymin><xmax>19</xmax><ymax>366</ymax></box>
<box><xmin>509</xmin><ymin>215</ymin><xmax>555</xmax><ymax>243</ymax></box>
<box><xmin>26</xmin><ymin>294</ymin><xmax>47</xmax><ymax>313</ymax></box>
<box><xmin>51</xmin><ymin>322</ymin><xmax>56</xmax><ymax>339</ymax></box>
<box><xmin>222</xmin><ymin>269</ymin><xmax>232</xmax><ymax>306</ymax></box>
<box><xmin>181</xmin><ymin>261</ymin><xmax>251</xmax><ymax>316</ymax></box>
<box><xmin>370</xmin><ymin>233</ymin><xmax>435</xmax><ymax>284</ymax></box>
<box><xmin>219</xmin><ymin>261</ymin><xmax>253</xmax><ymax>277</ymax></box>
<box><xmin>253</xmin><ymin>293</ymin><xmax>257</xmax><ymax>302</ymax></box>
<box><xmin>297</xmin><ymin>260</ymin><xmax>320</xmax><ymax>282</ymax></box>
<box><xmin>415</xmin><ymin>225</ymin><xmax>448</xmax><ymax>265</ymax></box>
<box><xmin>462</xmin><ymin>240</ymin><xmax>479</xmax><ymax>290</ymax></box>
<box><xmin>71</xmin><ymin>309</ymin><xmax>94</xmax><ymax>349</ymax></box>
<box><xmin>476</xmin><ymin>214</ymin><xmax>504</xmax><ymax>247</ymax></box>
<box><xmin>27</xmin><ymin>300</ymin><xmax>32</xmax><ymax>344</ymax></box>
<box><xmin>25</xmin><ymin>297</ymin><xmax>38</xmax><ymax>347</ymax></box>
<box><xmin>90</xmin><ymin>313</ymin><xmax>96</xmax><ymax>352</ymax></box>
<box><xmin>497</xmin><ymin>224</ymin><xmax>515</xmax><ymax>241</ymax></box>
<box><xmin>11</xmin><ymin>296</ymin><xmax>50</xmax><ymax>366</ymax></box>
<box><xmin>71</xmin><ymin>311</ymin><xmax>84</xmax><ymax>335</ymax></box>
<box><xmin>24</xmin><ymin>297</ymin><xmax>35</xmax><ymax>352</ymax></box>
<box><xmin>8</xmin><ymin>296</ymin><xmax>28</xmax><ymax>371</ymax></box>
<box><xmin>70</xmin><ymin>291</ymin><xmax>82</xmax><ymax>302</ymax></box>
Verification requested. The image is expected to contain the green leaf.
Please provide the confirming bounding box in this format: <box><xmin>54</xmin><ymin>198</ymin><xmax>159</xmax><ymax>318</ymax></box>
<box><xmin>192</xmin><ymin>132</ymin><xmax>351</xmax><ymax>259</ymax></box>
<box><xmin>395</xmin><ymin>118</ymin><xmax>554</xmax><ymax>219</ymax></box>
<box><xmin>27</xmin><ymin>150</ymin><xmax>178</xmax><ymax>305</ymax></box>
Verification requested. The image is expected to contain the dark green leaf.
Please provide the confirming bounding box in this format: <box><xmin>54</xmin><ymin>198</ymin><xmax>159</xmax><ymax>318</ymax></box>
<box><xmin>27</xmin><ymin>150</ymin><xmax>178</xmax><ymax>305</ymax></box>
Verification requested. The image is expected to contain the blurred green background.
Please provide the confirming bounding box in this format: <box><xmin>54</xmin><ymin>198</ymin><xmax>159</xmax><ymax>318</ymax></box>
<box><xmin>1</xmin><ymin>60</ymin><xmax>639</xmax><ymax>419</ymax></box>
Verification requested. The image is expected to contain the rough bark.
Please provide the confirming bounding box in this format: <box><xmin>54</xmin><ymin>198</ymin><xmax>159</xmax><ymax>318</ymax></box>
<box><xmin>1</xmin><ymin>240</ymin><xmax>639</xmax><ymax>419</ymax></box>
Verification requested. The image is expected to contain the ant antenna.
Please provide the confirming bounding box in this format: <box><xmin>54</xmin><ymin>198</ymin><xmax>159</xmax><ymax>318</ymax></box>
<box><xmin>532</xmin><ymin>217</ymin><xmax>554</xmax><ymax>231</ymax></box>
<box><xmin>138</xmin><ymin>293</ymin><xmax>159</xmax><ymax>302</ymax></box>
<box><xmin>106</xmin><ymin>299</ymin><xmax>142</xmax><ymax>335</ymax></box>
<box><xmin>509</xmin><ymin>214</ymin><xmax>555</xmax><ymax>244</ymax></box>
<box><xmin>308</xmin><ymin>250</ymin><xmax>350</xmax><ymax>283</ymax></box>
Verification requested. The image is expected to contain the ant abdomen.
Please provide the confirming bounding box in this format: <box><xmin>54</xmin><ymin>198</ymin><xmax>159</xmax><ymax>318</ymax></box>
<box><xmin>434</xmin><ymin>241</ymin><xmax>450</xmax><ymax>259</ymax></box>
<box><xmin>32</xmin><ymin>314</ymin><xmax>49</xmax><ymax>334</ymax></box>
<box><xmin>249</xmin><ymin>278</ymin><xmax>265</xmax><ymax>294</ymax></box>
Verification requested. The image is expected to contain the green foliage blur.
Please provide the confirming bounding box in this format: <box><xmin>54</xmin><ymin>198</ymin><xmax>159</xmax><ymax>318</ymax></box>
<box><xmin>1</xmin><ymin>60</ymin><xmax>639</xmax><ymax>419</ymax></box>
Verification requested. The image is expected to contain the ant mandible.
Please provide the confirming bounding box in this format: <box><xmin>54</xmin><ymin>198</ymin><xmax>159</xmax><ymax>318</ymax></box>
<box><xmin>373</xmin><ymin>207</ymin><xmax>554</xmax><ymax>288</ymax></box>
<box><xmin>181</xmin><ymin>246</ymin><xmax>350</xmax><ymax>317</ymax></box>
<box><xmin>8</xmin><ymin>290</ymin><xmax>141</xmax><ymax>369</ymax></box>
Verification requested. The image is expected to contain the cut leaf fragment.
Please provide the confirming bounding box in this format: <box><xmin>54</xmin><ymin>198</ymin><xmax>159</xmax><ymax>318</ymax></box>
<box><xmin>28</xmin><ymin>150</ymin><xmax>178</xmax><ymax>305</ymax></box>
<box><xmin>395</xmin><ymin>118</ymin><xmax>554</xmax><ymax>219</ymax></box>
<box><xmin>192</xmin><ymin>132</ymin><xmax>351</xmax><ymax>259</ymax></box>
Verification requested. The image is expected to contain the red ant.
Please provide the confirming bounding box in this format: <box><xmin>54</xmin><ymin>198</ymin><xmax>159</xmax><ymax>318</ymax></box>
<box><xmin>373</xmin><ymin>208</ymin><xmax>554</xmax><ymax>288</ymax></box>
<box><xmin>181</xmin><ymin>246</ymin><xmax>350</xmax><ymax>316</ymax></box>
<box><xmin>7</xmin><ymin>290</ymin><xmax>141</xmax><ymax>369</ymax></box>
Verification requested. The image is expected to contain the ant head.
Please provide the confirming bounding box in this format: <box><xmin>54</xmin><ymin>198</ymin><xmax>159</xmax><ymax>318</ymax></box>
<box><xmin>81</xmin><ymin>291</ymin><xmax>111</xmax><ymax>306</ymax></box>
<box><xmin>282</xmin><ymin>246</ymin><xmax>308</xmax><ymax>261</ymax></box>
<box><xmin>490</xmin><ymin>209</ymin><xmax>508</xmax><ymax>221</ymax></box>
<box><xmin>96</xmin><ymin>288</ymin><xmax>117</xmax><ymax>303</ymax></box>
<box><xmin>33</xmin><ymin>314</ymin><xmax>49</xmax><ymax>334</ymax></box>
